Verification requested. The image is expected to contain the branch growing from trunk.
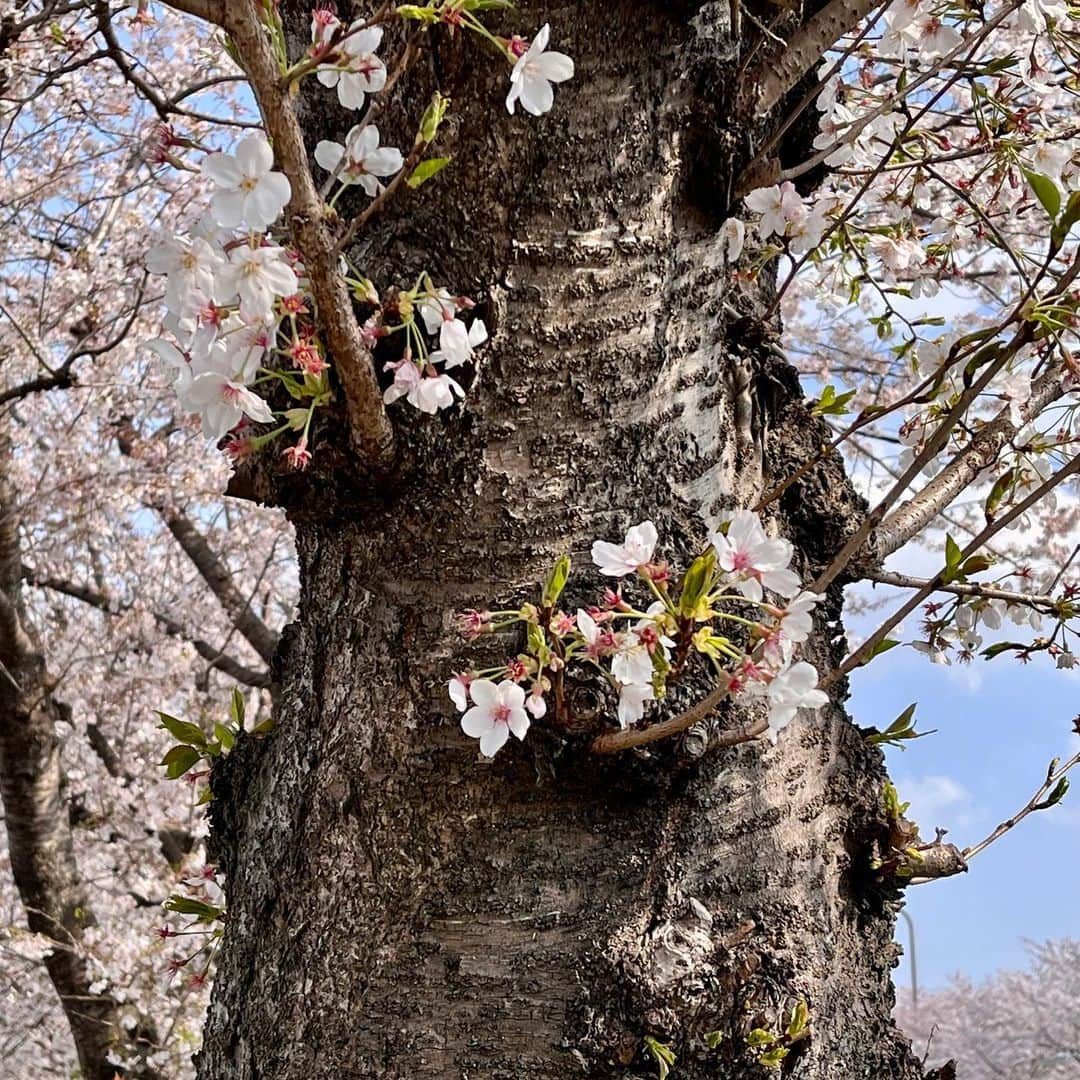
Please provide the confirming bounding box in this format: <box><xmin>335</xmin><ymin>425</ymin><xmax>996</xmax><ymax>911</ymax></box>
<box><xmin>873</xmin><ymin>363</ymin><xmax>1070</xmax><ymax>559</ymax></box>
<box><xmin>591</xmin><ymin>685</ymin><xmax>769</xmax><ymax>754</ymax></box>
<box><xmin>220</xmin><ymin>1</ymin><xmax>395</xmax><ymax>468</ymax></box>
<box><xmin>865</xmin><ymin>571</ymin><xmax>1062</xmax><ymax>612</ymax></box>
<box><xmin>747</xmin><ymin>0</ymin><xmax>884</xmax><ymax>117</ymax></box>
<box><xmin>909</xmin><ymin>749</ymin><xmax>1080</xmax><ymax>885</ymax></box>
<box><xmin>824</xmin><ymin>449</ymin><xmax>1080</xmax><ymax>687</ymax></box>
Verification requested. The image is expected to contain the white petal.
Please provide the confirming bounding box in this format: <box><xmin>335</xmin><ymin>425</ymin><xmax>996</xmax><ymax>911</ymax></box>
<box><xmin>235</xmin><ymin>133</ymin><xmax>272</xmax><ymax>177</ymax></box>
<box><xmin>507</xmin><ymin>710</ymin><xmax>530</xmax><ymax>741</ymax></box>
<box><xmin>479</xmin><ymin>725</ymin><xmax>510</xmax><ymax>757</ymax></box>
<box><xmin>519</xmin><ymin>76</ymin><xmax>555</xmax><ymax>117</ymax></box>
<box><xmin>535</xmin><ymin>51</ymin><xmax>574</xmax><ymax>83</ymax></box>
<box><xmin>210</xmin><ymin>188</ymin><xmax>246</xmax><ymax>229</ymax></box>
<box><xmin>461</xmin><ymin>708</ymin><xmax>495</xmax><ymax>739</ymax></box>
<box><xmin>201</xmin><ymin>152</ymin><xmax>243</xmax><ymax>189</ymax></box>
<box><xmin>316</xmin><ymin>139</ymin><xmax>348</xmax><ymax>174</ymax></box>
<box><xmin>468</xmin><ymin>679</ymin><xmax>499</xmax><ymax>710</ymax></box>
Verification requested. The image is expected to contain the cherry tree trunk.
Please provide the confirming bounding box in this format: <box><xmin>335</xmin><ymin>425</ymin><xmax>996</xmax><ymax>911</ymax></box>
<box><xmin>198</xmin><ymin>3</ymin><xmax>922</xmax><ymax>1077</ymax></box>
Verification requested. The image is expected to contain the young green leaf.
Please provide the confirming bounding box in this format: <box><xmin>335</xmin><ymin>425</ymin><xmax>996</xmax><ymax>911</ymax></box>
<box><xmin>643</xmin><ymin>1036</ymin><xmax>676</xmax><ymax>1080</ymax></box>
<box><xmin>160</xmin><ymin>744</ymin><xmax>201</xmax><ymax>780</ymax></box>
<box><xmin>407</xmin><ymin>156</ymin><xmax>452</xmax><ymax>189</ymax></box>
<box><xmin>157</xmin><ymin>712</ymin><xmax>207</xmax><ymax>748</ymax></box>
<box><xmin>1021</xmin><ymin>168</ymin><xmax>1062</xmax><ymax>221</ymax></box>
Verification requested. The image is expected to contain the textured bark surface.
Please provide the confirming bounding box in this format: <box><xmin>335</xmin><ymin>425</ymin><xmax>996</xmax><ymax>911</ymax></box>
<box><xmin>199</xmin><ymin>3</ymin><xmax>922</xmax><ymax>1077</ymax></box>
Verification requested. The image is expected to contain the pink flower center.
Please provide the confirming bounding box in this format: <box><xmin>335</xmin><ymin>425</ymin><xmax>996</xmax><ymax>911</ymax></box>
<box><xmin>493</xmin><ymin>704</ymin><xmax>511</xmax><ymax>725</ymax></box>
<box><xmin>731</xmin><ymin>550</ymin><xmax>752</xmax><ymax>571</ymax></box>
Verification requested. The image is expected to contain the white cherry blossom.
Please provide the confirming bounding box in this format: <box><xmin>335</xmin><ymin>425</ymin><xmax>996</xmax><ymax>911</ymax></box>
<box><xmin>763</xmin><ymin>662</ymin><xmax>828</xmax><ymax>740</ymax></box>
<box><xmin>460</xmin><ymin>679</ymin><xmax>530</xmax><ymax>757</ymax></box>
<box><xmin>214</xmin><ymin>244</ymin><xmax>298</xmax><ymax>321</ymax></box>
<box><xmin>617</xmin><ymin>682</ymin><xmax>654</xmax><ymax>730</ymax></box>
<box><xmin>201</xmin><ymin>133</ymin><xmax>291</xmax><ymax>231</ymax></box>
<box><xmin>711</xmin><ymin>511</ymin><xmax>801</xmax><ymax>601</ymax></box>
<box><xmin>317</xmin><ymin>22</ymin><xmax>387</xmax><ymax>111</ymax></box>
<box><xmin>591</xmin><ymin>520</ymin><xmax>659</xmax><ymax>577</ymax></box>
<box><xmin>506</xmin><ymin>24</ymin><xmax>575</xmax><ymax>116</ymax></box>
<box><xmin>314</xmin><ymin>125</ymin><xmax>403</xmax><ymax>197</ymax></box>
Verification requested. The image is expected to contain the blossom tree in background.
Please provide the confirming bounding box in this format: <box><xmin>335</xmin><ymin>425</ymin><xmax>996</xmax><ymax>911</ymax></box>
<box><xmin>0</xmin><ymin>5</ymin><xmax>294</xmax><ymax>1075</ymax></box>
<box><xmin>896</xmin><ymin>939</ymin><xmax>1080</xmax><ymax>1079</ymax></box>
<box><xmin>0</xmin><ymin>0</ymin><xmax>1079</xmax><ymax>1077</ymax></box>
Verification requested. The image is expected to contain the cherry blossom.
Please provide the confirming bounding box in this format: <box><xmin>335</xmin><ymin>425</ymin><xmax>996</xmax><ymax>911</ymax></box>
<box><xmin>711</xmin><ymin>511</ymin><xmax>801</xmax><ymax>601</ymax></box>
<box><xmin>314</xmin><ymin>125</ymin><xmax>404</xmax><ymax>197</ymax></box>
<box><xmin>506</xmin><ymin>24</ymin><xmax>575</xmax><ymax>116</ymax></box>
<box><xmin>591</xmin><ymin>520</ymin><xmax>659</xmax><ymax>577</ymax></box>
<box><xmin>184</xmin><ymin>371</ymin><xmax>275</xmax><ymax>440</ymax></box>
<box><xmin>460</xmin><ymin>679</ymin><xmax>530</xmax><ymax>757</ymax></box>
<box><xmin>201</xmin><ymin>134</ymin><xmax>291</xmax><ymax>231</ymax></box>
<box><xmin>762</xmin><ymin>662</ymin><xmax>829</xmax><ymax>740</ymax></box>
<box><xmin>214</xmin><ymin>244</ymin><xmax>298</xmax><ymax>321</ymax></box>
<box><xmin>316</xmin><ymin>22</ymin><xmax>387</xmax><ymax>111</ymax></box>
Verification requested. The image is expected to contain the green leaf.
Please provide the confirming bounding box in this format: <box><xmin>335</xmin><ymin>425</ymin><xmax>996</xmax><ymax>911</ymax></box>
<box><xmin>942</xmin><ymin>535</ymin><xmax>965</xmax><ymax>583</ymax></box>
<box><xmin>867</xmin><ymin>702</ymin><xmax>934</xmax><ymax>749</ymax></box>
<box><xmin>1051</xmin><ymin>190</ymin><xmax>1080</xmax><ymax>249</ymax></box>
<box><xmin>961</xmin><ymin>554</ymin><xmax>993</xmax><ymax>576</ymax></box>
<box><xmin>1021</xmin><ymin>168</ymin><xmax>1061</xmax><ymax>220</ymax></box>
<box><xmin>643</xmin><ymin>1036</ymin><xmax>676</xmax><ymax>1080</ymax></box>
<box><xmin>679</xmin><ymin>551</ymin><xmax>717</xmax><ymax>619</ymax></box>
<box><xmin>157</xmin><ymin>712</ymin><xmax>207</xmax><ymax>748</ymax></box>
<box><xmin>396</xmin><ymin>4</ymin><xmax>440</xmax><ymax>21</ymax></box>
<box><xmin>214</xmin><ymin>723</ymin><xmax>236</xmax><ymax>751</ymax></box>
<box><xmin>787</xmin><ymin>1000</ymin><xmax>809</xmax><ymax>1039</ymax></box>
<box><xmin>811</xmin><ymin>384</ymin><xmax>857</xmax><ymax>418</ymax></box>
<box><xmin>542</xmin><ymin>555</ymin><xmax>572</xmax><ymax>608</ymax></box>
<box><xmin>704</xmin><ymin>1031</ymin><xmax>724</xmax><ymax>1049</ymax></box>
<box><xmin>984</xmin><ymin>469</ymin><xmax>1016</xmax><ymax>522</ymax></box>
<box><xmin>746</xmin><ymin>1028</ymin><xmax>774</xmax><ymax>1048</ymax></box>
<box><xmin>981</xmin><ymin>640</ymin><xmax>1026</xmax><ymax>659</ymax></box>
<box><xmin>251</xmin><ymin>716</ymin><xmax>276</xmax><ymax>735</ymax></box>
<box><xmin>1042</xmin><ymin>776</ymin><xmax>1069</xmax><ymax>808</ymax></box>
<box><xmin>759</xmin><ymin>1047</ymin><xmax>789</xmax><ymax>1068</ymax></box>
<box><xmin>407</xmin><ymin>156</ymin><xmax>452</xmax><ymax>189</ymax></box>
<box><xmin>160</xmin><ymin>744</ymin><xmax>201</xmax><ymax>780</ymax></box>
<box><xmin>416</xmin><ymin>92</ymin><xmax>450</xmax><ymax>146</ymax></box>
<box><xmin>164</xmin><ymin>895</ymin><xmax>224</xmax><ymax>922</ymax></box>
<box><xmin>230</xmin><ymin>688</ymin><xmax>245</xmax><ymax>729</ymax></box>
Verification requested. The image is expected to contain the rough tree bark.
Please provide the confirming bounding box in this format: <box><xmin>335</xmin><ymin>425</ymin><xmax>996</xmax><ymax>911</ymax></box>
<box><xmin>199</xmin><ymin>3</ymin><xmax>923</xmax><ymax>1077</ymax></box>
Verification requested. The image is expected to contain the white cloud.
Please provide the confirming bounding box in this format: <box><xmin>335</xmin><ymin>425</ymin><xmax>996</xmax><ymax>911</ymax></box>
<box><xmin>894</xmin><ymin>773</ymin><xmax>978</xmax><ymax>831</ymax></box>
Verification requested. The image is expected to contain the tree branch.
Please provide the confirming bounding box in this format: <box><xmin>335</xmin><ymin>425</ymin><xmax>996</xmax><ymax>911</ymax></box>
<box><xmin>866</xmin><ymin>571</ymin><xmax>1062</xmax><ymax>612</ymax></box>
<box><xmin>221</xmin><ymin>2</ymin><xmax>395</xmax><ymax>468</ymax></box>
<box><xmin>874</xmin><ymin>363</ymin><xmax>1069</xmax><ymax>559</ymax></box>
<box><xmin>748</xmin><ymin>0</ymin><xmax>884</xmax><ymax>117</ymax></box>
<box><xmin>22</xmin><ymin>566</ymin><xmax>271</xmax><ymax>688</ymax></box>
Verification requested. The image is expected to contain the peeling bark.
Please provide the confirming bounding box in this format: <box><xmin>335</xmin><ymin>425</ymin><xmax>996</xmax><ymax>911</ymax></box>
<box><xmin>199</xmin><ymin>4</ymin><xmax>922</xmax><ymax>1078</ymax></box>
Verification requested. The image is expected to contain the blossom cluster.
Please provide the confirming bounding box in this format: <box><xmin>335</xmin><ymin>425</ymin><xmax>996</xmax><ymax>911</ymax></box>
<box><xmin>912</xmin><ymin>568</ymin><xmax>1079</xmax><ymax>668</ymax></box>
<box><xmin>144</xmin><ymin>7</ymin><xmax>575</xmax><ymax>458</ymax></box>
<box><xmin>449</xmin><ymin>513</ymin><xmax>830</xmax><ymax>757</ymax></box>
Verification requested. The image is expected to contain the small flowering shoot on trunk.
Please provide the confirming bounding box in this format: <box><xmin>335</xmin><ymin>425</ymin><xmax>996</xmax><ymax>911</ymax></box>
<box><xmin>451</xmin><ymin>513</ymin><xmax>830</xmax><ymax>758</ymax></box>
<box><xmin>143</xmin><ymin>1</ymin><xmax>574</xmax><ymax>467</ymax></box>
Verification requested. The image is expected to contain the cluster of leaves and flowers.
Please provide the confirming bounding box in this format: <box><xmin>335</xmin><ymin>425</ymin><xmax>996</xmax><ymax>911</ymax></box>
<box><xmin>711</xmin><ymin>0</ymin><xmax>1080</xmax><ymax>674</ymax></box>
<box><xmin>144</xmin><ymin>2</ymin><xmax>573</xmax><ymax>463</ymax></box>
<box><xmin>450</xmin><ymin>513</ymin><xmax>829</xmax><ymax>757</ymax></box>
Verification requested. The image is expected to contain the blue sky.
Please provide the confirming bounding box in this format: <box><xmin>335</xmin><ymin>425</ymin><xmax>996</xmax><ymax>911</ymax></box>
<box><xmin>846</xmin><ymin>597</ymin><xmax>1080</xmax><ymax>993</ymax></box>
